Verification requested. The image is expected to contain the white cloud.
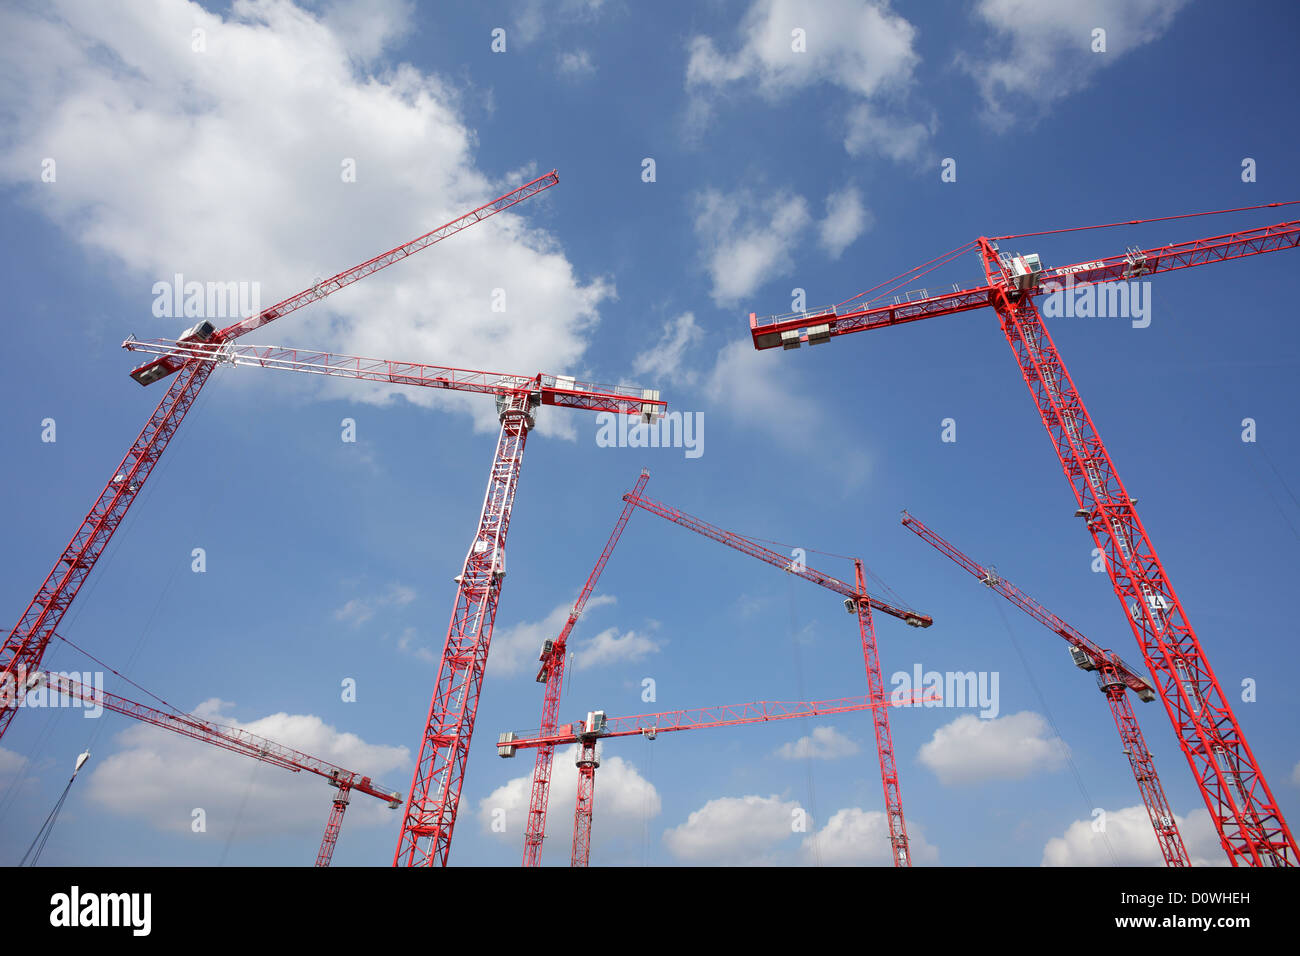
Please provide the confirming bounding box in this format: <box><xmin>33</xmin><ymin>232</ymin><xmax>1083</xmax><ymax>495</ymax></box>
<box><xmin>478</xmin><ymin>744</ymin><xmax>658</xmax><ymax>860</ymax></box>
<box><xmin>489</xmin><ymin>595</ymin><xmax>617</xmax><ymax>677</ymax></box>
<box><xmin>0</xmin><ymin>746</ymin><xmax>31</xmax><ymax>789</ymax></box>
<box><xmin>1043</xmin><ymin>806</ymin><xmax>1227</xmax><ymax>867</ymax></box>
<box><xmin>557</xmin><ymin>49</ymin><xmax>595</xmax><ymax>77</ymax></box>
<box><xmin>918</xmin><ymin>711</ymin><xmax>1068</xmax><ymax>785</ymax></box>
<box><xmin>694</xmin><ymin>187</ymin><xmax>811</xmax><ymax>307</ymax></box>
<box><xmin>663</xmin><ymin>793</ymin><xmax>803</xmax><ymax>864</ymax></box>
<box><xmin>633</xmin><ymin>313</ymin><xmax>704</xmax><ymax>386</ymax></box>
<box><xmin>571</xmin><ymin>626</ymin><xmax>662</xmax><ymax>671</ymax></box>
<box><xmin>333</xmin><ymin>582</ymin><xmax>416</xmax><ymax>626</ymax></box>
<box><xmin>801</xmin><ymin>807</ymin><xmax>940</xmax><ymax>865</ymax></box>
<box><xmin>818</xmin><ymin>185</ymin><xmax>871</xmax><ymax>259</ymax></box>
<box><xmin>686</xmin><ymin>0</ymin><xmax>918</xmax><ymax>99</ymax></box>
<box><xmin>703</xmin><ymin>339</ymin><xmax>870</xmax><ymax>489</ymax></box>
<box><xmin>84</xmin><ymin>699</ymin><xmax>409</xmax><ymax>838</ymax></box>
<box><xmin>0</xmin><ymin>0</ymin><xmax>613</xmax><ymax>439</ymax></box>
<box><xmin>685</xmin><ymin>0</ymin><xmax>926</xmax><ymax>158</ymax></box>
<box><xmin>962</xmin><ymin>0</ymin><xmax>1189</xmax><ymax>129</ymax></box>
<box><xmin>396</xmin><ymin>626</ymin><xmax>437</xmax><ymax>664</ymax></box>
<box><xmin>313</xmin><ymin>0</ymin><xmax>414</xmax><ymax>63</ymax></box>
<box><xmin>775</xmin><ymin>725</ymin><xmax>860</xmax><ymax>760</ymax></box>
<box><xmin>844</xmin><ymin>104</ymin><xmax>934</xmax><ymax>162</ymax></box>
<box><xmin>1292</xmin><ymin>760</ymin><xmax>1300</xmax><ymax>786</ymax></box>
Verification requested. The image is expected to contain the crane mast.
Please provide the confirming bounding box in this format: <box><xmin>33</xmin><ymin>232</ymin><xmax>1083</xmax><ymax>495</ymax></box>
<box><xmin>522</xmin><ymin>470</ymin><xmax>649</xmax><ymax>867</ymax></box>
<box><xmin>899</xmin><ymin>510</ymin><xmax>1190</xmax><ymax>866</ymax></box>
<box><xmin>749</xmin><ymin>209</ymin><xmax>1300</xmax><ymax>866</ymax></box>
<box><xmin>622</xmin><ymin>488</ymin><xmax>930</xmax><ymax>867</ymax></box>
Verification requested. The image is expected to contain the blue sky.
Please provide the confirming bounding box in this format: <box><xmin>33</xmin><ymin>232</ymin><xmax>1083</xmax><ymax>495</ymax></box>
<box><xmin>1</xmin><ymin>0</ymin><xmax>1298</xmax><ymax>867</ymax></box>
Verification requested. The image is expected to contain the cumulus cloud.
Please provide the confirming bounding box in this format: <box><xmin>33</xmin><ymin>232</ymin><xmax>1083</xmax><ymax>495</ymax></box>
<box><xmin>0</xmin><ymin>0</ymin><xmax>614</xmax><ymax>439</ymax></box>
<box><xmin>960</xmin><ymin>0</ymin><xmax>1190</xmax><ymax>129</ymax></box>
<box><xmin>488</xmin><ymin>596</ymin><xmax>617</xmax><ymax>677</ymax></box>
<box><xmin>818</xmin><ymin>185</ymin><xmax>871</xmax><ymax>259</ymax></box>
<box><xmin>694</xmin><ymin>187</ymin><xmax>811</xmax><ymax>307</ymax></box>
<box><xmin>1043</xmin><ymin>806</ymin><xmax>1227</xmax><ymax>867</ymax></box>
<box><xmin>844</xmin><ymin>104</ymin><xmax>935</xmax><ymax>162</ymax></box>
<box><xmin>686</xmin><ymin>0</ymin><xmax>917</xmax><ymax>100</ymax></box>
<box><xmin>557</xmin><ymin>49</ymin><xmax>595</xmax><ymax>77</ymax></box>
<box><xmin>478</xmin><ymin>744</ymin><xmax>658</xmax><ymax>860</ymax></box>
<box><xmin>570</xmin><ymin>626</ymin><xmax>662</xmax><ymax>671</ymax></box>
<box><xmin>333</xmin><ymin>582</ymin><xmax>416</xmax><ymax>626</ymax></box>
<box><xmin>801</xmin><ymin>807</ymin><xmax>940</xmax><ymax>865</ymax></box>
<box><xmin>633</xmin><ymin>313</ymin><xmax>705</xmax><ymax>386</ymax></box>
<box><xmin>918</xmin><ymin>711</ymin><xmax>1068</xmax><ymax>785</ymax></box>
<box><xmin>84</xmin><ymin>699</ymin><xmax>409</xmax><ymax>837</ymax></box>
<box><xmin>775</xmin><ymin>725</ymin><xmax>860</xmax><ymax>760</ymax></box>
<box><xmin>663</xmin><ymin>794</ymin><xmax>803</xmax><ymax>865</ymax></box>
<box><xmin>685</xmin><ymin>0</ymin><xmax>927</xmax><ymax>159</ymax></box>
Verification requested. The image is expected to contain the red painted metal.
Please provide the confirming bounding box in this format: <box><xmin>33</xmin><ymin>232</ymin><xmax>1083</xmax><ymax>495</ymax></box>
<box><xmin>121</xmin><ymin>339</ymin><xmax>666</xmax><ymax>418</ymax></box>
<box><xmin>36</xmin><ymin>669</ymin><xmax>401</xmax><ymax>865</ymax></box>
<box><xmin>622</xmin><ymin>488</ymin><xmax>928</xmax><ymax>867</ymax></box>
<box><xmin>522</xmin><ymin>470</ymin><xmax>649</xmax><ymax>867</ymax></box>
<box><xmin>750</xmin><ymin>219</ymin><xmax>1300</xmax><ymax>351</ymax></box>
<box><xmin>125</xmin><ymin>359</ymin><xmax>666</xmax><ymax>869</ymax></box>
<box><xmin>1</xmin><ymin>173</ymin><xmax>559</xmax><ymax>743</ymax></box>
<box><xmin>623</xmin><ymin>490</ymin><xmax>931</xmax><ymax>628</ymax></box>
<box><xmin>852</xmin><ymin>559</ymin><xmax>909</xmax><ymax>866</ymax></box>
<box><xmin>750</xmin><ymin>214</ymin><xmax>1300</xmax><ymax>866</ymax></box>
<box><xmin>571</xmin><ymin>738</ymin><xmax>598</xmax><ymax>868</ymax></box>
<box><xmin>900</xmin><ymin>510</ymin><xmax>1190</xmax><ymax>866</ymax></box>
<box><xmin>502</xmin><ymin>692</ymin><xmax>925</xmax><ymax>866</ymax></box>
<box><xmin>505</xmin><ymin>693</ymin><xmax>922</xmax><ymax>749</ymax></box>
<box><xmin>316</xmin><ymin>784</ymin><xmax>351</xmax><ymax>868</ymax></box>
<box><xmin>393</xmin><ymin>392</ymin><xmax>534</xmax><ymax>867</ymax></box>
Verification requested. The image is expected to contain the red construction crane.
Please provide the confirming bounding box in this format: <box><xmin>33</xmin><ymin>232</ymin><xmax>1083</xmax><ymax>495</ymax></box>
<box><xmin>26</xmin><ymin>667</ymin><xmax>402</xmax><ymax>866</ymax></box>
<box><xmin>899</xmin><ymin>510</ymin><xmax>1191</xmax><ymax>866</ymax></box>
<box><xmin>520</xmin><ymin>469</ymin><xmax>649</xmax><ymax>867</ymax></box>
<box><xmin>499</xmin><ymin>691</ymin><xmax>930</xmax><ymax>866</ymax></box>
<box><xmin>748</xmin><ymin>205</ymin><xmax>1300</xmax><ymax>866</ymax></box>
<box><xmin>623</xmin><ymin>487</ymin><xmax>931</xmax><ymax>867</ymax></box>
<box><xmin>121</xmin><ymin>343</ymin><xmax>667</xmax><ymax>869</ymax></box>
<box><xmin>0</xmin><ymin>171</ymin><xmax>559</xmax><ymax>743</ymax></box>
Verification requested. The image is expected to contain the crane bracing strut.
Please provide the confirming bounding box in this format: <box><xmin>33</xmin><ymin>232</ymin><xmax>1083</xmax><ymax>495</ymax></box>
<box><xmin>622</xmin><ymin>487</ymin><xmax>931</xmax><ymax>867</ymax></box>
<box><xmin>500</xmin><ymin>691</ymin><xmax>930</xmax><ymax>866</ymax></box>
<box><xmin>26</xmin><ymin>667</ymin><xmax>401</xmax><ymax>866</ymax></box>
<box><xmin>0</xmin><ymin>171</ymin><xmax>559</xmax><ymax>744</ymax></box>
<box><xmin>900</xmin><ymin>510</ymin><xmax>1191</xmax><ymax>866</ymax></box>
<box><xmin>750</xmin><ymin>209</ymin><xmax>1300</xmax><ymax>866</ymax></box>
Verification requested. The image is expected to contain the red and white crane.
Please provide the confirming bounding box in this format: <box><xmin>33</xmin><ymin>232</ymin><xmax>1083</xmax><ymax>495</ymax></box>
<box><xmin>0</xmin><ymin>172</ymin><xmax>560</xmax><ymax>743</ymax></box>
<box><xmin>519</xmin><ymin>469</ymin><xmax>648</xmax><ymax>867</ymax></box>
<box><xmin>749</xmin><ymin>205</ymin><xmax>1300</xmax><ymax>866</ymax></box>
<box><xmin>623</xmin><ymin>487</ymin><xmax>931</xmax><ymax>867</ymax></box>
<box><xmin>499</xmin><ymin>692</ymin><xmax>930</xmax><ymax>866</ymax></box>
<box><xmin>899</xmin><ymin>510</ymin><xmax>1191</xmax><ymax>866</ymax></box>
<box><xmin>25</xmin><ymin>667</ymin><xmax>402</xmax><ymax>866</ymax></box>
<box><xmin>119</xmin><ymin>346</ymin><xmax>666</xmax><ymax>869</ymax></box>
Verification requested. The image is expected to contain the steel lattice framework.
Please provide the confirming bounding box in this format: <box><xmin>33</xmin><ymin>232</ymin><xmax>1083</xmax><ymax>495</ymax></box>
<box><xmin>499</xmin><ymin>692</ymin><xmax>925</xmax><ymax>866</ymax></box>
<box><xmin>0</xmin><ymin>171</ymin><xmax>560</xmax><ymax>744</ymax></box>
<box><xmin>35</xmin><ymin>669</ymin><xmax>400</xmax><ymax>865</ymax></box>
<box><xmin>120</xmin><ymin>342</ymin><xmax>666</xmax><ymax>868</ymax></box>
<box><xmin>622</xmin><ymin>488</ymin><xmax>931</xmax><ymax>867</ymax></box>
<box><xmin>522</xmin><ymin>470</ymin><xmax>648</xmax><ymax>867</ymax></box>
<box><xmin>900</xmin><ymin>510</ymin><xmax>1190</xmax><ymax>866</ymax></box>
<box><xmin>750</xmin><ymin>212</ymin><xmax>1300</xmax><ymax>866</ymax></box>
